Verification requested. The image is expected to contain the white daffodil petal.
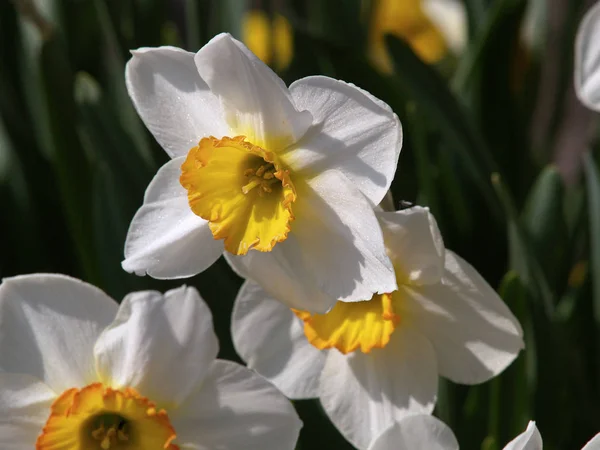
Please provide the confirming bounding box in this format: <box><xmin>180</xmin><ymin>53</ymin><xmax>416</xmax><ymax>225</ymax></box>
<box><xmin>293</xmin><ymin>169</ymin><xmax>396</xmax><ymax>303</ymax></box>
<box><xmin>0</xmin><ymin>373</ymin><xmax>56</xmax><ymax>450</ymax></box>
<box><xmin>575</xmin><ymin>1</ymin><xmax>600</xmax><ymax>111</ymax></box>
<box><xmin>194</xmin><ymin>33</ymin><xmax>312</xmax><ymax>149</ymax></box>
<box><xmin>320</xmin><ymin>327</ymin><xmax>438</xmax><ymax>450</ymax></box>
<box><xmin>287</xmin><ymin>76</ymin><xmax>401</xmax><ymax>204</ymax></box>
<box><xmin>367</xmin><ymin>415</ymin><xmax>459</xmax><ymax>450</ymax></box>
<box><xmin>377</xmin><ymin>207</ymin><xmax>445</xmax><ymax>286</ymax></box>
<box><xmin>422</xmin><ymin>0</ymin><xmax>467</xmax><ymax>55</ymax></box>
<box><xmin>582</xmin><ymin>433</ymin><xmax>600</xmax><ymax>450</ymax></box>
<box><xmin>122</xmin><ymin>157</ymin><xmax>224</xmax><ymax>279</ymax></box>
<box><xmin>504</xmin><ymin>421</ymin><xmax>543</xmax><ymax>450</ymax></box>
<box><xmin>232</xmin><ymin>281</ymin><xmax>326</xmax><ymax>399</ymax></box>
<box><xmin>94</xmin><ymin>286</ymin><xmax>218</xmax><ymax>408</ymax></box>
<box><xmin>0</xmin><ymin>274</ymin><xmax>117</xmax><ymax>394</ymax></box>
<box><xmin>225</xmin><ymin>235</ymin><xmax>338</xmax><ymax>313</ymax></box>
<box><xmin>401</xmin><ymin>251</ymin><xmax>524</xmax><ymax>384</ymax></box>
<box><xmin>125</xmin><ymin>46</ymin><xmax>229</xmax><ymax>158</ymax></box>
<box><xmin>172</xmin><ymin>360</ymin><xmax>302</xmax><ymax>450</ymax></box>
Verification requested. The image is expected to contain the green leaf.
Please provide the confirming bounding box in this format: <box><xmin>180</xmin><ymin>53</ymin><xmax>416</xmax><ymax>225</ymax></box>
<box><xmin>493</xmin><ymin>271</ymin><xmax>535</xmax><ymax>444</ymax></box>
<box><xmin>91</xmin><ymin>0</ymin><xmax>155</xmax><ymax>169</ymax></box>
<box><xmin>491</xmin><ymin>173</ymin><xmax>554</xmax><ymax>316</ymax></box>
<box><xmin>522</xmin><ymin>166</ymin><xmax>567</xmax><ymax>286</ymax></box>
<box><xmin>583</xmin><ymin>152</ymin><xmax>600</xmax><ymax>332</ymax></box>
<box><xmin>0</xmin><ymin>116</ymin><xmax>43</xmax><ymax>273</ymax></box>
<box><xmin>452</xmin><ymin>0</ymin><xmax>526</xmax><ymax>96</ymax></box>
<box><xmin>211</xmin><ymin>0</ymin><xmax>244</xmax><ymax>38</ymax></box>
<box><xmin>384</xmin><ymin>35</ymin><xmax>502</xmax><ymax>221</ymax></box>
<box><xmin>75</xmin><ymin>72</ymin><xmax>155</xmax><ymax>297</ymax></box>
<box><xmin>38</xmin><ymin>30</ymin><xmax>98</xmax><ymax>282</ymax></box>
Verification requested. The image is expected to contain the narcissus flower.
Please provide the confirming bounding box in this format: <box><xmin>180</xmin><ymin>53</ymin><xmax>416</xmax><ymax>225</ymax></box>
<box><xmin>0</xmin><ymin>274</ymin><xmax>301</xmax><ymax>450</ymax></box>
<box><xmin>232</xmin><ymin>206</ymin><xmax>524</xmax><ymax>450</ymax></box>
<box><xmin>369</xmin><ymin>0</ymin><xmax>451</xmax><ymax>72</ymax></box>
<box><xmin>369</xmin><ymin>418</ymin><xmax>600</xmax><ymax>450</ymax></box>
<box><xmin>122</xmin><ymin>33</ymin><xmax>401</xmax><ymax>313</ymax></box>
<box><xmin>575</xmin><ymin>0</ymin><xmax>600</xmax><ymax>111</ymax></box>
<box><xmin>242</xmin><ymin>10</ymin><xmax>293</xmax><ymax>71</ymax></box>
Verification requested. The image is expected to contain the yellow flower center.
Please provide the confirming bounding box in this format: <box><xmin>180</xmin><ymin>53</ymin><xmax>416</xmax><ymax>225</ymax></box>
<box><xmin>36</xmin><ymin>383</ymin><xmax>179</xmax><ymax>450</ymax></box>
<box><xmin>180</xmin><ymin>136</ymin><xmax>296</xmax><ymax>255</ymax></box>
<box><xmin>294</xmin><ymin>291</ymin><xmax>401</xmax><ymax>354</ymax></box>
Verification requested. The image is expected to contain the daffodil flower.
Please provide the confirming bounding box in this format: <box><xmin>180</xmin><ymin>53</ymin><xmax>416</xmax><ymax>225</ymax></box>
<box><xmin>232</xmin><ymin>206</ymin><xmax>524</xmax><ymax>450</ymax></box>
<box><xmin>575</xmin><ymin>0</ymin><xmax>600</xmax><ymax>111</ymax></box>
<box><xmin>242</xmin><ymin>10</ymin><xmax>293</xmax><ymax>71</ymax></box>
<box><xmin>368</xmin><ymin>417</ymin><xmax>600</xmax><ymax>450</ymax></box>
<box><xmin>122</xmin><ymin>33</ymin><xmax>401</xmax><ymax>312</ymax></box>
<box><xmin>0</xmin><ymin>274</ymin><xmax>301</xmax><ymax>450</ymax></box>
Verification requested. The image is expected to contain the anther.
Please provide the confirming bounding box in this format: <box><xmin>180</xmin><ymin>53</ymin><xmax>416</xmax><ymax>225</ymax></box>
<box><xmin>92</xmin><ymin>424</ymin><xmax>105</xmax><ymax>440</ymax></box>
<box><xmin>244</xmin><ymin>168</ymin><xmax>256</xmax><ymax>177</ymax></box>
<box><xmin>242</xmin><ymin>178</ymin><xmax>262</xmax><ymax>194</ymax></box>
<box><xmin>261</xmin><ymin>181</ymin><xmax>273</xmax><ymax>193</ymax></box>
<box><xmin>255</xmin><ymin>165</ymin><xmax>267</xmax><ymax>177</ymax></box>
<box><xmin>118</xmin><ymin>429</ymin><xmax>129</xmax><ymax>442</ymax></box>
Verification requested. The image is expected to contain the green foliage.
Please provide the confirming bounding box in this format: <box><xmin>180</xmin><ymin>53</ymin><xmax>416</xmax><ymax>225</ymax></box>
<box><xmin>0</xmin><ymin>0</ymin><xmax>599</xmax><ymax>448</ymax></box>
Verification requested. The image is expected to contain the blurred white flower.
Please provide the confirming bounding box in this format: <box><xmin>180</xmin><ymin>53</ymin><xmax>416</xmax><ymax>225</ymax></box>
<box><xmin>575</xmin><ymin>0</ymin><xmax>600</xmax><ymax>111</ymax></box>
<box><xmin>232</xmin><ymin>206</ymin><xmax>524</xmax><ymax>449</ymax></box>
<box><xmin>421</xmin><ymin>0</ymin><xmax>467</xmax><ymax>55</ymax></box>
<box><xmin>122</xmin><ymin>33</ymin><xmax>402</xmax><ymax>313</ymax></box>
<box><xmin>0</xmin><ymin>274</ymin><xmax>301</xmax><ymax>450</ymax></box>
<box><xmin>369</xmin><ymin>417</ymin><xmax>600</xmax><ymax>450</ymax></box>
<box><xmin>421</xmin><ymin>0</ymin><xmax>543</xmax><ymax>56</ymax></box>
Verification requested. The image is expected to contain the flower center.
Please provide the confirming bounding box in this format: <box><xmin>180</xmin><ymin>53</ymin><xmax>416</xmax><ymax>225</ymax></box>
<box><xmin>293</xmin><ymin>291</ymin><xmax>401</xmax><ymax>354</ymax></box>
<box><xmin>180</xmin><ymin>135</ymin><xmax>296</xmax><ymax>255</ymax></box>
<box><xmin>36</xmin><ymin>383</ymin><xmax>179</xmax><ymax>450</ymax></box>
<box><xmin>89</xmin><ymin>413</ymin><xmax>130</xmax><ymax>449</ymax></box>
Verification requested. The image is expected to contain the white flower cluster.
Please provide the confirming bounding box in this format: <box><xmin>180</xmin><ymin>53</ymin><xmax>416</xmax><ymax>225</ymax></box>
<box><xmin>2</xmin><ymin>5</ymin><xmax>600</xmax><ymax>446</ymax></box>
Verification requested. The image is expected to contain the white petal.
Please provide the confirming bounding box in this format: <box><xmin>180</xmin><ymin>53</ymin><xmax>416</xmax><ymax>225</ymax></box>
<box><xmin>94</xmin><ymin>286</ymin><xmax>218</xmax><ymax>407</ymax></box>
<box><xmin>225</xmin><ymin>234</ymin><xmax>337</xmax><ymax>313</ymax></box>
<box><xmin>122</xmin><ymin>157</ymin><xmax>224</xmax><ymax>279</ymax></box>
<box><xmin>503</xmin><ymin>421</ymin><xmax>543</xmax><ymax>450</ymax></box>
<box><xmin>582</xmin><ymin>433</ymin><xmax>600</xmax><ymax>450</ymax></box>
<box><xmin>293</xmin><ymin>169</ymin><xmax>397</xmax><ymax>302</ymax></box>
<box><xmin>0</xmin><ymin>274</ymin><xmax>116</xmax><ymax>393</ymax></box>
<box><xmin>172</xmin><ymin>360</ymin><xmax>302</xmax><ymax>450</ymax></box>
<box><xmin>194</xmin><ymin>33</ymin><xmax>312</xmax><ymax>149</ymax></box>
<box><xmin>377</xmin><ymin>207</ymin><xmax>445</xmax><ymax>286</ymax></box>
<box><xmin>401</xmin><ymin>251</ymin><xmax>524</xmax><ymax>384</ymax></box>
<box><xmin>231</xmin><ymin>281</ymin><xmax>326</xmax><ymax>399</ymax></box>
<box><xmin>575</xmin><ymin>1</ymin><xmax>600</xmax><ymax>111</ymax></box>
<box><xmin>0</xmin><ymin>373</ymin><xmax>56</xmax><ymax>450</ymax></box>
<box><xmin>125</xmin><ymin>46</ymin><xmax>230</xmax><ymax>158</ymax></box>
<box><xmin>367</xmin><ymin>415</ymin><xmax>459</xmax><ymax>450</ymax></box>
<box><xmin>287</xmin><ymin>76</ymin><xmax>401</xmax><ymax>204</ymax></box>
<box><xmin>319</xmin><ymin>327</ymin><xmax>438</xmax><ymax>450</ymax></box>
<box><xmin>422</xmin><ymin>0</ymin><xmax>467</xmax><ymax>54</ymax></box>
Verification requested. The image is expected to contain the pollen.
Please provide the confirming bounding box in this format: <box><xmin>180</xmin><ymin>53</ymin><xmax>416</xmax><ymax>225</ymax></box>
<box><xmin>293</xmin><ymin>291</ymin><xmax>401</xmax><ymax>354</ymax></box>
<box><xmin>180</xmin><ymin>136</ymin><xmax>296</xmax><ymax>255</ymax></box>
<box><xmin>36</xmin><ymin>383</ymin><xmax>179</xmax><ymax>450</ymax></box>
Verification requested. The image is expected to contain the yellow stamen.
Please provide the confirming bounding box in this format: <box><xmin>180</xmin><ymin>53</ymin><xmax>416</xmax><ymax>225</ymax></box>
<box><xmin>294</xmin><ymin>291</ymin><xmax>401</xmax><ymax>354</ymax></box>
<box><xmin>241</xmin><ymin>178</ymin><xmax>263</xmax><ymax>194</ymax></box>
<box><xmin>36</xmin><ymin>383</ymin><xmax>179</xmax><ymax>450</ymax></box>
<box><xmin>180</xmin><ymin>136</ymin><xmax>296</xmax><ymax>255</ymax></box>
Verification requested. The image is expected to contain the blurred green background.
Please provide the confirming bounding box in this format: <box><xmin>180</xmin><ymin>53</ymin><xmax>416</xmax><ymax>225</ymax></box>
<box><xmin>1</xmin><ymin>0</ymin><xmax>599</xmax><ymax>448</ymax></box>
